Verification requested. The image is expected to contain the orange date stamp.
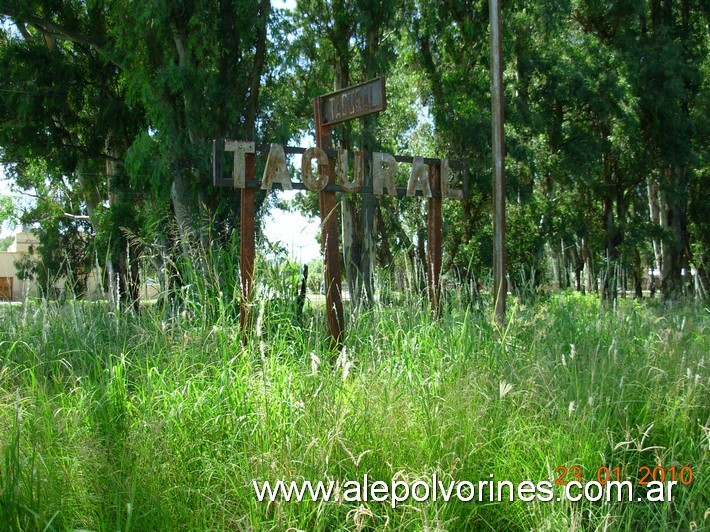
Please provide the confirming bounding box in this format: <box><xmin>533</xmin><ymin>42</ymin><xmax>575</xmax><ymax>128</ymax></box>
<box><xmin>554</xmin><ymin>465</ymin><xmax>694</xmax><ymax>486</ymax></box>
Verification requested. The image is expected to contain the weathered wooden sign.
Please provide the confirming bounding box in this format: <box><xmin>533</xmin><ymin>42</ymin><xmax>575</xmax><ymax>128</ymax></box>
<box><xmin>213</xmin><ymin>142</ymin><xmax>465</xmax><ymax>199</ymax></box>
<box><xmin>213</xmin><ymin>78</ymin><xmax>467</xmax><ymax>349</ymax></box>
<box><xmin>319</xmin><ymin>77</ymin><xmax>386</xmax><ymax>126</ymax></box>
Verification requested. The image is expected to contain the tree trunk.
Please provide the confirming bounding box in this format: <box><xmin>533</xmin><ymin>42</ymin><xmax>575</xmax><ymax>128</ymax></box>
<box><xmin>170</xmin><ymin>167</ymin><xmax>199</xmax><ymax>251</ymax></box>
<box><xmin>341</xmin><ymin>196</ymin><xmax>361</xmax><ymax>308</ymax></box>
<box><xmin>633</xmin><ymin>247</ymin><xmax>644</xmax><ymax>299</ymax></box>
<box><xmin>693</xmin><ymin>266</ymin><xmax>707</xmax><ymax>301</ymax></box>
<box><xmin>571</xmin><ymin>237</ymin><xmax>584</xmax><ymax>292</ymax></box>
<box><xmin>376</xmin><ymin>204</ymin><xmax>394</xmax><ymax>269</ymax></box>
<box><xmin>106</xmin><ymin>141</ymin><xmax>141</xmax><ymax>312</ymax></box>
<box><xmin>244</xmin><ymin>0</ymin><xmax>270</xmax><ymax>135</ymax></box>
<box><xmin>602</xmin><ymin>192</ymin><xmax>619</xmax><ymax>301</ymax></box>
<box><xmin>416</xmin><ymin>227</ymin><xmax>427</xmax><ymax>293</ymax></box>
<box><xmin>647</xmin><ymin>177</ymin><xmax>663</xmax><ymax>280</ymax></box>
<box><xmin>583</xmin><ymin>235</ymin><xmax>594</xmax><ymax>293</ymax></box>
<box><xmin>356</xmin><ymin>15</ymin><xmax>382</xmax><ymax>309</ymax></box>
<box><xmin>660</xmin><ymin>164</ymin><xmax>689</xmax><ymax>298</ymax></box>
<box><xmin>360</xmin><ymin>115</ymin><xmax>376</xmax><ymax>307</ymax></box>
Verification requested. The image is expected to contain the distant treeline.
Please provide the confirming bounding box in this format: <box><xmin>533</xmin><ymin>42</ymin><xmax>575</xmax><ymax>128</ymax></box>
<box><xmin>0</xmin><ymin>0</ymin><xmax>706</xmax><ymax>307</ymax></box>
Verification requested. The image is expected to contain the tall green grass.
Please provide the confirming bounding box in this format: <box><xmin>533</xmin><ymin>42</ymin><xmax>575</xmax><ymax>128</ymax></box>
<box><xmin>0</xmin><ymin>289</ymin><xmax>707</xmax><ymax>531</ymax></box>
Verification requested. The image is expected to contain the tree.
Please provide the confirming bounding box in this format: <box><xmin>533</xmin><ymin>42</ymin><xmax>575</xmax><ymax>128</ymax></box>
<box><xmin>1</xmin><ymin>0</ymin><xmax>287</xmax><ymax>309</ymax></box>
<box><xmin>410</xmin><ymin>0</ymin><xmax>707</xmax><ymax>302</ymax></box>
<box><xmin>0</xmin><ymin>1</ymin><xmax>146</xmax><ymax>307</ymax></box>
<box><xmin>287</xmin><ymin>0</ymin><xmax>410</xmax><ymax>309</ymax></box>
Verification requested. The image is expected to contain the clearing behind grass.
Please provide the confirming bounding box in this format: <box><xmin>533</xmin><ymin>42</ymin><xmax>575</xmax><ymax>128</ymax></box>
<box><xmin>0</xmin><ymin>292</ymin><xmax>708</xmax><ymax>531</ymax></box>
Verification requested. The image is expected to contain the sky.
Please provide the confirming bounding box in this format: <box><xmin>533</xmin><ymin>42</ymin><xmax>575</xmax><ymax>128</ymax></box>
<box><xmin>272</xmin><ymin>0</ymin><xmax>297</xmax><ymax>10</ymax></box>
<box><xmin>264</xmin><ymin>191</ymin><xmax>321</xmax><ymax>265</ymax></box>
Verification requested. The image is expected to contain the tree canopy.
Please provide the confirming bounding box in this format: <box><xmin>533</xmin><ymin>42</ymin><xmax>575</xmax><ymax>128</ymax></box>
<box><xmin>0</xmin><ymin>0</ymin><xmax>707</xmax><ymax>305</ymax></box>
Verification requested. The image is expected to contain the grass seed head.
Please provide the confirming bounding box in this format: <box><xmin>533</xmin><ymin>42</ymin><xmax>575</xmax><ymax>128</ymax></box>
<box><xmin>499</xmin><ymin>381</ymin><xmax>513</xmax><ymax>399</ymax></box>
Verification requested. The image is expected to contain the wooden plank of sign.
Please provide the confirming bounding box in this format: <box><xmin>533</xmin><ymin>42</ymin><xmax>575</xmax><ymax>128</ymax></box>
<box><xmin>214</xmin><ymin>141</ymin><xmax>468</xmax><ymax>171</ymax></box>
<box><xmin>265</xmin><ymin>144</ymin><xmax>467</xmax><ymax>169</ymax></box>
<box><xmin>319</xmin><ymin>78</ymin><xmax>386</xmax><ymax>126</ymax></box>
<box><xmin>233</xmin><ymin>179</ymin><xmax>456</xmax><ymax>198</ymax></box>
<box><xmin>213</xmin><ymin>142</ymin><xmax>468</xmax><ymax>200</ymax></box>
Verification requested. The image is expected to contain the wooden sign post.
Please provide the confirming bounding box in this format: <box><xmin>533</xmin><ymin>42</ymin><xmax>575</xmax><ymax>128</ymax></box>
<box><xmin>314</xmin><ymin>97</ymin><xmax>345</xmax><ymax>349</ymax></box>
<box><xmin>240</xmin><ymin>152</ymin><xmax>256</xmax><ymax>339</ymax></box>
<box><xmin>213</xmin><ymin>140</ymin><xmax>257</xmax><ymax>344</ymax></box>
<box><xmin>313</xmin><ymin>78</ymin><xmax>388</xmax><ymax>348</ymax></box>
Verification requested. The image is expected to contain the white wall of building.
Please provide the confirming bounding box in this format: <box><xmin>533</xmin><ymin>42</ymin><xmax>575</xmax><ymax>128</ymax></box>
<box><xmin>0</xmin><ymin>230</ymin><xmax>159</xmax><ymax>302</ymax></box>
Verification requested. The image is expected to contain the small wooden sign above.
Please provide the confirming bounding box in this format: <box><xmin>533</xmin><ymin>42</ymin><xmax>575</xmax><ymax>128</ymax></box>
<box><xmin>319</xmin><ymin>77</ymin><xmax>386</xmax><ymax>126</ymax></box>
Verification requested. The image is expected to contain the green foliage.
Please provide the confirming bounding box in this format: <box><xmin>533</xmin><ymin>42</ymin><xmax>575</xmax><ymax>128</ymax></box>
<box><xmin>1</xmin><ymin>0</ymin><xmax>707</xmax><ymax>307</ymax></box>
<box><xmin>407</xmin><ymin>0</ymin><xmax>707</xmax><ymax>298</ymax></box>
<box><xmin>0</xmin><ymin>195</ymin><xmax>16</xmax><ymax>227</ymax></box>
<box><xmin>0</xmin><ymin>235</ymin><xmax>12</xmax><ymax>251</ymax></box>
<box><xmin>0</xmin><ymin>0</ymin><xmax>291</xmax><ymax>306</ymax></box>
<box><xmin>0</xmin><ymin>292</ymin><xmax>707</xmax><ymax>529</ymax></box>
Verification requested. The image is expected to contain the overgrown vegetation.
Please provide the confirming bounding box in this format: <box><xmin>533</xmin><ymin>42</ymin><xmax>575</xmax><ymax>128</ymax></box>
<box><xmin>0</xmin><ymin>6</ymin><xmax>708</xmax><ymax>530</ymax></box>
<box><xmin>1</xmin><ymin>1</ymin><xmax>707</xmax><ymax>306</ymax></box>
<box><xmin>0</xmin><ymin>290</ymin><xmax>707</xmax><ymax>530</ymax></box>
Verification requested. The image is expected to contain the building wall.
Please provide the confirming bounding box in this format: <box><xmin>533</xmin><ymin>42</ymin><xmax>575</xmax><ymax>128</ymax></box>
<box><xmin>0</xmin><ymin>253</ymin><xmax>34</xmax><ymax>301</ymax></box>
<box><xmin>1</xmin><ymin>231</ymin><xmax>40</xmax><ymax>301</ymax></box>
<box><xmin>6</xmin><ymin>231</ymin><xmax>37</xmax><ymax>253</ymax></box>
<box><xmin>0</xmin><ymin>231</ymin><xmax>159</xmax><ymax>302</ymax></box>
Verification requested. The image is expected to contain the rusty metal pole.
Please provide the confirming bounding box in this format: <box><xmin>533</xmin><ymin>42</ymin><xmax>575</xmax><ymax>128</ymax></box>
<box><xmin>240</xmin><ymin>152</ymin><xmax>256</xmax><ymax>343</ymax></box>
<box><xmin>489</xmin><ymin>0</ymin><xmax>506</xmax><ymax>329</ymax></box>
<box><xmin>427</xmin><ymin>163</ymin><xmax>443</xmax><ymax>317</ymax></box>
<box><xmin>314</xmin><ymin>97</ymin><xmax>345</xmax><ymax>349</ymax></box>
